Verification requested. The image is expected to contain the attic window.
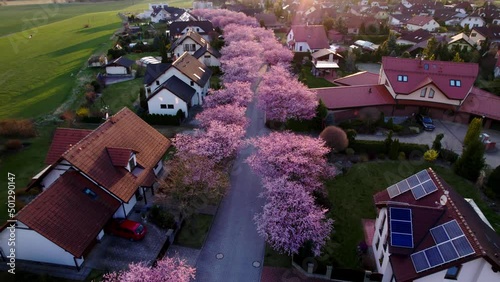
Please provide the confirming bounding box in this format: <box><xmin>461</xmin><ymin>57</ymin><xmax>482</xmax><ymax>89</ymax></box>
<box><xmin>424</xmin><ymin>64</ymin><xmax>429</xmax><ymax>70</ymax></box>
<box><xmin>445</xmin><ymin>265</ymin><xmax>462</xmax><ymax>279</ymax></box>
<box><xmin>190</xmin><ymin>81</ymin><xmax>194</xmax><ymax>86</ymax></box>
<box><xmin>450</xmin><ymin>79</ymin><xmax>461</xmax><ymax>87</ymax></box>
<box><xmin>397</xmin><ymin>75</ymin><xmax>408</xmax><ymax>82</ymax></box>
<box><xmin>83</xmin><ymin>187</ymin><xmax>97</xmax><ymax>200</ymax></box>
<box><xmin>420</xmin><ymin>88</ymin><xmax>427</xmax><ymax>97</ymax></box>
<box><xmin>429</xmin><ymin>89</ymin><xmax>435</xmax><ymax>98</ymax></box>
<box><xmin>129</xmin><ymin>155</ymin><xmax>136</xmax><ymax>171</ymax></box>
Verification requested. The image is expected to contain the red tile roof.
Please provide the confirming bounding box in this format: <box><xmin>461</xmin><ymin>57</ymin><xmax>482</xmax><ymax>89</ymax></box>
<box><xmin>290</xmin><ymin>25</ymin><xmax>329</xmax><ymax>50</ymax></box>
<box><xmin>381</xmin><ymin>57</ymin><xmax>478</xmax><ymax>100</ymax></box>
<box><xmin>106</xmin><ymin>147</ymin><xmax>133</xmax><ymax>167</ymax></box>
<box><xmin>44</xmin><ymin>128</ymin><xmax>92</xmax><ymax>165</ymax></box>
<box><xmin>373</xmin><ymin>168</ymin><xmax>500</xmax><ymax>282</ymax></box>
<box><xmin>460</xmin><ymin>87</ymin><xmax>500</xmax><ymax>120</ymax></box>
<box><xmin>61</xmin><ymin>108</ymin><xmax>171</xmax><ymax>202</ymax></box>
<box><xmin>406</xmin><ymin>15</ymin><xmax>435</xmax><ymax>26</ymax></box>
<box><xmin>333</xmin><ymin>71</ymin><xmax>380</xmax><ymax>86</ymax></box>
<box><xmin>316</xmin><ymin>85</ymin><xmax>395</xmax><ymax>110</ymax></box>
<box><xmin>16</xmin><ymin>171</ymin><xmax>120</xmax><ymax>257</ymax></box>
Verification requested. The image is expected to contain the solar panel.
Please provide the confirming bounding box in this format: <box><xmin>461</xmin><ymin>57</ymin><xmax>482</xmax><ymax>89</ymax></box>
<box><xmin>411</xmin><ymin>185</ymin><xmax>426</xmax><ymax>199</ymax></box>
<box><xmin>396</xmin><ymin>180</ymin><xmax>411</xmax><ymax>193</ymax></box>
<box><xmin>416</xmin><ymin>170</ymin><xmax>431</xmax><ymax>182</ymax></box>
<box><xmin>392</xmin><ymin>233</ymin><xmax>413</xmax><ymax>248</ymax></box>
<box><xmin>411</xmin><ymin>252</ymin><xmax>430</xmax><ymax>273</ymax></box>
<box><xmin>387</xmin><ymin>185</ymin><xmax>400</xmax><ymax>198</ymax></box>
<box><xmin>444</xmin><ymin>221</ymin><xmax>463</xmax><ymax>239</ymax></box>
<box><xmin>422</xmin><ymin>180</ymin><xmax>438</xmax><ymax>193</ymax></box>
<box><xmin>438</xmin><ymin>241</ymin><xmax>459</xmax><ymax>261</ymax></box>
<box><xmin>430</xmin><ymin>226</ymin><xmax>449</xmax><ymax>244</ymax></box>
<box><xmin>425</xmin><ymin>246</ymin><xmax>444</xmax><ymax>267</ymax></box>
<box><xmin>390</xmin><ymin>208</ymin><xmax>411</xmax><ymax>221</ymax></box>
<box><xmin>392</xmin><ymin>221</ymin><xmax>412</xmax><ymax>233</ymax></box>
<box><xmin>390</xmin><ymin>208</ymin><xmax>413</xmax><ymax>248</ymax></box>
<box><xmin>452</xmin><ymin>237</ymin><xmax>474</xmax><ymax>257</ymax></box>
<box><xmin>407</xmin><ymin>175</ymin><xmax>420</xmax><ymax>187</ymax></box>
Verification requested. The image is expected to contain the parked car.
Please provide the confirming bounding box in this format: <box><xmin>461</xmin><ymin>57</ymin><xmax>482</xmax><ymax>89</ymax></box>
<box><xmin>416</xmin><ymin>114</ymin><xmax>435</xmax><ymax>131</ymax></box>
<box><xmin>105</xmin><ymin>218</ymin><xmax>147</xmax><ymax>241</ymax></box>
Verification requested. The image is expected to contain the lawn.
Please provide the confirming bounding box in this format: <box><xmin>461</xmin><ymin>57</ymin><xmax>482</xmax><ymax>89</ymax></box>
<box><xmin>303</xmin><ymin>66</ymin><xmax>336</xmax><ymax>88</ymax></box>
<box><xmin>264</xmin><ymin>245</ymin><xmax>292</xmax><ymax>268</ymax></box>
<box><xmin>92</xmin><ymin>77</ymin><xmax>145</xmax><ymax>115</ymax></box>
<box><xmin>324</xmin><ymin>161</ymin><xmax>500</xmax><ymax>269</ymax></box>
<box><xmin>174</xmin><ymin>213</ymin><xmax>214</xmax><ymax>249</ymax></box>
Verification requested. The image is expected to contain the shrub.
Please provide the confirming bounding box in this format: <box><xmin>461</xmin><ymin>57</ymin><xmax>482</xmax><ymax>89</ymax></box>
<box><xmin>463</xmin><ymin>117</ymin><xmax>482</xmax><ymax>146</ymax></box>
<box><xmin>76</xmin><ymin>107</ymin><xmax>90</xmax><ymax>118</ymax></box>
<box><xmin>453</xmin><ymin>139</ymin><xmax>485</xmax><ymax>182</ymax></box>
<box><xmin>346</xmin><ymin>129</ymin><xmax>357</xmax><ymax>144</ymax></box>
<box><xmin>440</xmin><ymin>149</ymin><xmax>459</xmax><ymax>164</ymax></box>
<box><xmin>351</xmin><ymin>140</ymin><xmax>428</xmax><ymax>158</ymax></box>
<box><xmin>424</xmin><ymin>149</ymin><xmax>439</xmax><ymax>162</ymax></box>
<box><xmin>85</xmin><ymin>91</ymin><xmax>97</xmax><ymax>104</ymax></box>
<box><xmin>91</xmin><ymin>80</ymin><xmax>102</xmax><ymax>93</ymax></box>
<box><xmin>0</xmin><ymin>119</ymin><xmax>36</xmax><ymax>138</ymax></box>
<box><xmin>149</xmin><ymin>205</ymin><xmax>176</xmax><ymax>229</ymax></box>
<box><xmin>398</xmin><ymin>152</ymin><xmax>406</xmax><ymax>161</ymax></box>
<box><xmin>319</xmin><ymin>126</ymin><xmax>349</xmax><ymax>152</ymax></box>
<box><xmin>345</xmin><ymin>148</ymin><xmax>355</xmax><ymax>155</ymax></box>
<box><xmin>60</xmin><ymin>110</ymin><xmax>75</xmax><ymax>121</ymax></box>
<box><xmin>384</xmin><ymin>131</ymin><xmax>393</xmax><ymax>154</ymax></box>
<box><xmin>141</xmin><ymin>113</ymin><xmax>181</xmax><ymax>125</ymax></box>
<box><xmin>432</xmin><ymin>133</ymin><xmax>444</xmax><ymax>151</ymax></box>
<box><xmin>388</xmin><ymin>138</ymin><xmax>400</xmax><ymax>160</ymax></box>
<box><xmin>5</xmin><ymin>139</ymin><xmax>22</xmax><ymax>150</ymax></box>
<box><xmin>487</xmin><ymin>165</ymin><xmax>500</xmax><ymax>197</ymax></box>
<box><xmin>285</xmin><ymin>119</ymin><xmax>315</xmax><ymax>132</ymax></box>
<box><xmin>377</xmin><ymin>153</ymin><xmax>386</xmax><ymax>160</ymax></box>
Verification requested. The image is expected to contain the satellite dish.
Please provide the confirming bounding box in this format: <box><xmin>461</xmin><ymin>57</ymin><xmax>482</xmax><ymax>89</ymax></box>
<box><xmin>440</xmin><ymin>195</ymin><xmax>448</xmax><ymax>206</ymax></box>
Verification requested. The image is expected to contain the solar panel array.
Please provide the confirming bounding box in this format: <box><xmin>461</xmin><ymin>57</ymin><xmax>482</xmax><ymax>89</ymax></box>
<box><xmin>390</xmin><ymin>207</ymin><xmax>413</xmax><ymax>248</ymax></box>
<box><xmin>411</xmin><ymin>220</ymin><xmax>475</xmax><ymax>273</ymax></box>
<box><xmin>387</xmin><ymin>170</ymin><xmax>438</xmax><ymax>200</ymax></box>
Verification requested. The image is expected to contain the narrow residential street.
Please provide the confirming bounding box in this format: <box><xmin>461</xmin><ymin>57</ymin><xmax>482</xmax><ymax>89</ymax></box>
<box><xmin>194</xmin><ymin>65</ymin><xmax>269</xmax><ymax>281</ymax></box>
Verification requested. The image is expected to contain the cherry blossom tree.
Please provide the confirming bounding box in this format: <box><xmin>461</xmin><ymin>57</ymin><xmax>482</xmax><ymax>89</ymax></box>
<box><xmin>156</xmin><ymin>153</ymin><xmax>230</xmax><ymax>218</ymax></box>
<box><xmin>196</xmin><ymin>103</ymin><xmax>248</xmax><ymax>129</ymax></box>
<box><xmin>246</xmin><ymin>131</ymin><xmax>334</xmax><ymax>192</ymax></box>
<box><xmin>192</xmin><ymin>9</ymin><xmax>258</xmax><ymax>28</ymax></box>
<box><xmin>261</xmin><ymin>38</ymin><xmax>293</xmax><ymax>65</ymax></box>
<box><xmin>204</xmin><ymin>81</ymin><xmax>253</xmax><ymax>108</ymax></box>
<box><xmin>175</xmin><ymin>121</ymin><xmax>246</xmax><ymax>163</ymax></box>
<box><xmin>220</xmin><ymin>40</ymin><xmax>263</xmax><ymax>61</ymax></box>
<box><xmin>221</xmin><ymin>56</ymin><xmax>262</xmax><ymax>83</ymax></box>
<box><xmin>255</xmin><ymin>177</ymin><xmax>334</xmax><ymax>256</ymax></box>
<box><xmin>257</xmin><ymin>65</ymin><xmax>318</xmax><ymax>122</ymax></box>
<box><xmin>102</xmin><ymin>256</ymin><xmax>195</xmax><ymax>282</ymax></box>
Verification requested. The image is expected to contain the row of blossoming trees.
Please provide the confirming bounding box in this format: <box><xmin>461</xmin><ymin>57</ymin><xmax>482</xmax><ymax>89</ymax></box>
<box><xmin>104</xmin><ymin>8</ymin><xmax>334</xmax><ymax>281</ymax></box>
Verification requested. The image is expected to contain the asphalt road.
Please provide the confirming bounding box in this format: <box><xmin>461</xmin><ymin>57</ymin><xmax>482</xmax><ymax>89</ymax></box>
<box><xmin>194</xmin><ymin>66</ymin><xmax>269</xmax><ymax>282</ymax></box>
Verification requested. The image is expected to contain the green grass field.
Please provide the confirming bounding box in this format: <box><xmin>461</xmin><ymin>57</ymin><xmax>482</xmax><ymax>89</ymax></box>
<box><xmin>325</xmin><ymin>161</ymin><xmax>500</xmax><ymax>269</ymax></box>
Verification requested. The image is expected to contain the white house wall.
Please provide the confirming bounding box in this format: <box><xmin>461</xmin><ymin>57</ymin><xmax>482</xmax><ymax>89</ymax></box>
<box><xmin>198</xmin><ymin>53</ymin><xmax>220</xmax><ymax>67</ymax></box>
<box><xmin>179</xmin><ymin>26</ymin><xmax>210</xmax><ymax>40</ymax></box>
<box><xmin>147</xmin><ymin>68</ymin><xmax>209</xmax><ymax>104</ymax></box>
<box><xmin>460</xmin><ymin>17</ymin><xmax>485</xmax><ymax>28</ymax></box>
<box><xmin>407</xmin><ymin>20</ymin><xmax>439</xmax><ymax>32</ymax></box>
<box><xmin>40</xmin><ymin>160</ymin><xmax>71</xmax><ymax>190</ymax></box>
<box><xmin>106</xmin><ymin>66</ymin><xmax>128</xmax><ymax>75</ymax></box>
<box><xmin>414</xmin><ymin>257</ymin><xmax>500</xmax><ymax>282</ymax></box>
<box><xmin>114</xmin><ymin>194</ymin><xmax>138</xmax><ymax>218</ymax></box>
<box><xmin>147</xmin><ymin>88</ymin><xmax>189</xmax><ymax>117</ymax></box>
<box><xmin>173</xmin><ymin>38</ymin><xmax>203</xmax><ymax>57</ymax></box>
<box><xmin>153</xmin><ymin>159</ymin><xmax>164</xmax><ymax>175</ymax></box>
<box><xmin>0</xmin><ymin>226</ymin><xmax>81</xmax><ymax>267</ymax></box>
<box><xmin>399</xmin><ymin>85</ymin><xmax>462</xmax><ymax>106</ymax></box>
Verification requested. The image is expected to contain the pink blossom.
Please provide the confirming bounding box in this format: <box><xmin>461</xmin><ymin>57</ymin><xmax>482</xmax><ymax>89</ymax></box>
<box><xmin>196</xmin><ymin>104</ymin><xmax>248</xmax><ymax>129</ymax></box>
<box><xmin>246</xmin><ymin>131</ymin><xmax>333</xmax><ymax>192</ymax></box>
<box><xmin>192</xmin><ymin>9</ymin><xmax>258</xmax><ymax>28</ymax></box>
<box><xmin>204</xmin><ymin>81</ymin><xmax>253</xmax><ymax>108</ymax></box>
<box><xmin>255</xmin><ymin>177</ymin><xmax>334</xmax><ymax>256</ymax></box>
<box><xmin>102</xmin><ymin>256</ymin><xmax>196</xmax><ymax>282</ymax></box>
<box><xmin>257</xmin><ymin>65</ymin><xmax>318</xmax><ymax>122</ymax></box>
<box><xmin>175</xmin><ymin>121</ymin><xmax>246</xmax><ymax>163</ymax></box>
<box><xmin>221</xmin><ymin>56</ymin><xmax>262</xmax><ymax>83</ymax></box>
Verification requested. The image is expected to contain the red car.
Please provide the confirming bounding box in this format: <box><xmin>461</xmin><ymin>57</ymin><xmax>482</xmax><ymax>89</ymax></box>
<box><xmin>105</xmin><ymin>218</ymin><xmax>147</xmax><ymax>241</ymax></box>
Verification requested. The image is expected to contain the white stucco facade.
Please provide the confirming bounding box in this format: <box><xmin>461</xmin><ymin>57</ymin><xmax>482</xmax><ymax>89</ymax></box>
<box><xmin>407</xmin><ymin>20</ymin><xmax>440</xmax><ymax>32</ymax></box>
<box><xmin>286</xmin><ymin>29</ymin><xmax>312</xmax><ymax>52</ymax></box>
<box><xmin>106</xmin><ymin>66</ymin><xmax>128</xmax><ymax>75</ymax></box>
<box><xmin>198</xmin><ymin>52</ymin><xmax>220</xmax><ymax>67</ymax></box>
<box><xmin>114</xmin><ymin>194</ymin><xmax>138</xmax><ymax>218</ymax></box>
<box><xmin>38</xmin><ymin>161</ymin><xmax>71</xmax><ymax>190</ymax></box>
<box><xmin>173</xmin><ymin>37</ymin><xmax>204</xmax><ymax>58</ymax></box>
<box><xmin>147</xmin><ymin>88</ymin><xmax>191</xmax><ymax>117</ymax></box>
<box><xmin>460</xmin><ymin>17</ymin><xmax>486</xmax><ymax>28</ymax></box>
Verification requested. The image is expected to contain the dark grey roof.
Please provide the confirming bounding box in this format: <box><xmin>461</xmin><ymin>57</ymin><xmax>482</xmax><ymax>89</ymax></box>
<box><xmin>148</xmin><ymin>76</ymin><xmax>196</xmax><ymax>103</ymax></box>
<box><xmin>193</xmin><ymin>45</ymin><xmax>221</xmax><ymax>59</ymax></box>
<box><xmin>171</xmin><ymin>30</ymin><xmax>208</xmax><ymax>51</ymax></box>
<box><xmin>108</xmin><ymin>56</ymin><xmax>135</xmax><ymax>68</ymax></box>
<box><xmin>143</xmin><ymin>63</ymin><xmax>171</xmax><ymax>85</ymax></box>
<box><xmin>398</xmin><ymin>29</ymin><xmax>432</xmax><ymax>44</ymax></box>
<box><xmin>169</xmin><ymin>20</ymin><xmax>214</xmax><ymax>36</ymax></box>
<box><xmin>172</xmin><ymin>53</ymin><xmax>212</xmax><ymax>87</ymax></box>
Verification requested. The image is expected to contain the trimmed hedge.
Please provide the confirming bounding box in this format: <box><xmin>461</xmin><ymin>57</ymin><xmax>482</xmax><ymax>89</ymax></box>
<box><xmin>439</xmin><ymin>149</ymin><xmax>459</xmax><ymax>164</ymax></box>
<box><xmin>141</xmin><ymin>113</ymin><xmax>182</xmax><ymax>126</ymax></box>
<box><xmin>351</xmin><ymin>140</ymin><xmax>429</xmax><ymax>159</ymax></box>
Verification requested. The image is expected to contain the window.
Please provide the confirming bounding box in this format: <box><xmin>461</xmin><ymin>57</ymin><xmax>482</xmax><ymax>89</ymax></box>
<box><xmin>445</xmin><ymin>265</ymin><xmax>462</xmax><ymax>280</ymax></box>
<box><xmin>167</xmin><ymin>104</ymin><xmax>174</xmax><ymax>109</ymax></box>
<box><xmin>129</xmin><ymin>156</ymin><xmax>136</xmax><ymax>171</ymax></box>
<box><xmin>424</xmin><ymin>63</ymin><xmax>429</xmax><ymax>70</ymax></box>
<box><xmin>420</xmin><ymin>88</ymin><xmax>427</xmax><ymax>97</ymax></box>
<box><xmin>204</xmin><ymin>55</ymin><xmax>211</xmax><ymax>58</ymax></box>
<box><xmin>190</xmin><ymin>81</ymin><xmax>194</xmax><ymax>86</ymax></box>
<box><xmin>397</xmin><ymin>75</ymin><xmax>408</xmax><ymax>82</ymax></box>
<box><xmin>429</xmin><ymin>88</ymin><xmax>435</xmax><ymax>98</ymax></box>
<box><xmin>450</xmin><ymin>79</ymin><xmax>461</xmax><ymax>87</ymax></box>
<box><xmin>471</xmin><ymin>32</ymin><xmax>477</xmax><ymax>37</ymax></box>
<box><xmin>83</xmin><ymin>188</ymin><xmax>97</xmax><ymax>199</ymax></box>
<box><xmin>156</xmin><ymin>80</ymin><xmax>159</xmax><ymax>86</ymax></box>
<box><xmin>160</xmin><ymin>104</ymin><xmax>167</xmax><ymax>109</ymax></box>
<box><xmin>147</xmin><ymin>87</ymin><xmax>151</xmax><ymax>94</ymax></box>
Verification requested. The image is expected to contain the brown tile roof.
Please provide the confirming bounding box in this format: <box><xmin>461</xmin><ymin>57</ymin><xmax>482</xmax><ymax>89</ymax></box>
<box><xmin>289</xmin><ymin>25</ymin><xmax>329</xmax><ymax>50</ymax></box>
<box><xmin>460</xmin><ymin>87</ymin><xmax>500</xmax><ymax>121</ymax></box>
<box><xmin>172</xmin><ymin>52</ymin><xmax>212</xmax><ymax>87</ymax></box>
<box><xmin>16</xmin><ymin>170</ymin><xmax>120</xmax><ymax>257</ymax></box>
<box><xmin>44</xmin><ymin>128</ymin><xmax>92</xmax><ymax>165</ymax></box>
<box><xmin>62</xmin><ymin>108</ymin><xmax>171</xmax><ymax>202</ymax></box>
<box><xmin>373</xmin><ymin>168</ymin><xmax>500</xmax><ymax>282</ymax></box>
<box><xmin>316</xmin><ymin>84</ymin><xmax>395</xmax><ymax>110</ymax></box>
<box><xmin>407</xmin><ymin>15</ymin><xmax>435</xmax><ymax>26</ymax></box>
<box><xmin>106</xmin><ymin>147</ymin><xmax>133</xmax><ymax>167</ymax></box>
<box><xmin>171</xmin><ymin>30</ymin><xmax>208</xmax><ymax>52</ymax></box>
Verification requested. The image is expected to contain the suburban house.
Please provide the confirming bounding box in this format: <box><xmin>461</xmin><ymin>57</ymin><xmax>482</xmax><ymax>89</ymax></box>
<box><xmin>367</xmin><ymin>168</ymin><xmax>500</xmax><ymax>282</ymax></box>
<box><xmin>469</xmin><ymin>26</ymin><xmax>500</xmax><ymax>45</ymax></box>
<box><xmin>396</xmin><ymin>29</ymin><xmax>432</xmax><ymax>46</ymax></box>
<box><xmin>147</xmin><ymin>4</ymin><xmax>187</xmax><ymax>23</ymax></box>
<box><xmin>169</xmin><ymin>20</ymin><xmax>214</xmax><ymax>41</ymax></box>
<box><xmin>105</xmin><ymin>56</ymin><xmax>135</xmax><ymax>75</ymax></box>
<box><xmin>143</xmin><ymin>52</ymin><xmax>212</xmax><ymax>117</ymax></box>
<box><xmin>255</xmin><ymin>12</ymin><xmax>284</xmax><ymax>29</ymax></box>
<box><xmin>406</xmin><ymin>15</ymin><xmax>440</xmax><ymax>32</ymax></box>
<box><xmin>459</xmin><ymin>11</ymin><xmax>486</xmax><ymax>28</ymax></box>
<box><xmin>310</xmin><ymin>48</ymin><xmax>342</xmax><ymax>77</ymax></box>
<box><xmin>447</xmin><ymin>33</ymin><xmax>476</xmax><ymax>52</ymax></box>
<box><xmin>389</xmin><ymin>13</ymin><xmax>413</xmax><ymax>27</ymax></box>
<box><xmin>315</xmin><ymin>57</ymin><xmax>500</xmax><ymax>129</ymax></box>
<box><xmin>286</xmin><ymin>25</ymin><xmax>329</xmax><ymax>52</ymax></box>
<box><xmin>87</xmin><ymin>55</ymin><xmax>108</xmax><ymax>68</ymax></box>
<box><xmin>0</xmin><ymin>108</ymin><xmax>171</xmax><ymax>269</ymax></box>
<box><xmin>171</xmin><ymin>29</ymin><xmax>209</xmax><ymax>58</ymax></box>
<box><xmin>192</xmin><ymin>44</ymin><xmax>221</xmax><ymax>67</ymax></box>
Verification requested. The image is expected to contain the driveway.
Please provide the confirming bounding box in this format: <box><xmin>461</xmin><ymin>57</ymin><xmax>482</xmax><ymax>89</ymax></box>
<box><xmin>84</xmin><ymin>211</ymin><xmax>169</xmax><ymax>271</ymax></box>
<box><xmin>356</xmin><ymin>119</ymin><xmax>500</xmax><ymax>168</ymax></box>
<box><xmin>192</xmin><ymin>66</ymin><xmax>268</xmax><ymax>282</ymax></box>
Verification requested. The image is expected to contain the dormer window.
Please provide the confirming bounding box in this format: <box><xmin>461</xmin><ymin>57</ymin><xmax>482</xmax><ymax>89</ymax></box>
<box><xmin>429</xmin><ymin>89</ymin><xmax>435</xmax><ymax>98</ymax></box>
<box><xmin>83</xmin><ymin>187</ymin><xmax>97</xmax><ymax>200</ymax></box>
<box><xmin>397</xmin><ymin>75</ymin><xmax>408</xmax><ymax>82</ymax></box>
<box><xmin>450</xmin><ymin>79</ymin><xmax>461</xmax><ymax>87</ymax></box>
<box><xmin>190</xmin><ymin>80</ymin><xmax>194</xmax><ymax>86</ymax></box>
<box><xmin>128</xmin><ymin>154</ymin><xmax>137</xmax><ymax>171</ymax></box>
<box><xmin>420</xmin><ymin>88</ymin><xmax>427</xmax><ymax>97</ymax></box>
